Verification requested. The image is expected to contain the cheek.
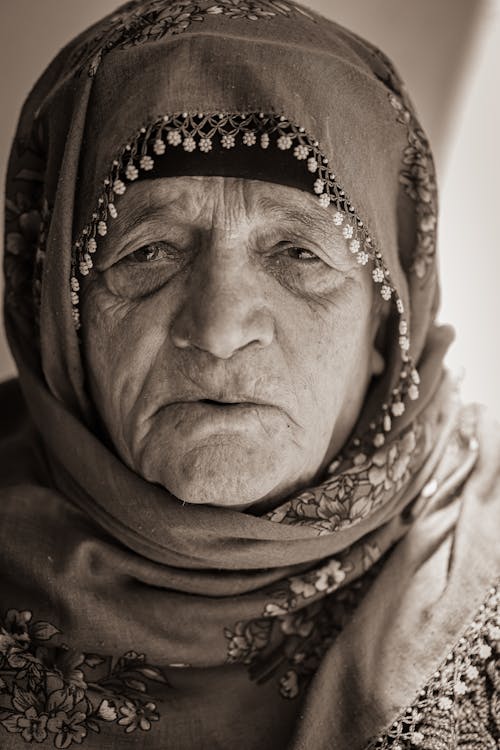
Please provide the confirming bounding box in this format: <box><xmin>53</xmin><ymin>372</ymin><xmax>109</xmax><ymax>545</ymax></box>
<box><xmin>81</xmin><ymin>279</ymin><xmax>173</xmax><ymax>420</ymax></box>
<box><xmin>278</xmin><ymin>279</ymin><xmax>373</xmax><ymax>416</ymax></box>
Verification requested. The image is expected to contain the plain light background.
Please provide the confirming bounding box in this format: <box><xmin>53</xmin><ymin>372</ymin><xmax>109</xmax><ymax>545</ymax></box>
<box><xmin>1</xmin><ymin>1</ymin><xmax>499</xmax><ymax>417</ymax></box>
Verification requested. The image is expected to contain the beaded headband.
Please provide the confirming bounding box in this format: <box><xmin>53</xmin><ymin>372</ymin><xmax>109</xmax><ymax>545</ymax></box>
<box><xmin>71</xmin><ymin>111</ymin><xmax>420</xmax><ymax>449</ymax></box>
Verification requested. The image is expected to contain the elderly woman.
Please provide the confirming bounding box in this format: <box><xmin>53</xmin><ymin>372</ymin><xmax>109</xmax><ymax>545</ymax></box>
<box><xmin>1</xmin><ymin>1</ymin><xmax>499</xmax><ymax>748</ymax></box>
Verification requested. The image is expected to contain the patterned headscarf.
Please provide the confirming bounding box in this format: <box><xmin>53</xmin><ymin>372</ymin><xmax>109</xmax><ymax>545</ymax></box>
<box><xmin>3</xmin><ymin>3</ymin><xmax>496</xmax><ymax>749</ymax></box>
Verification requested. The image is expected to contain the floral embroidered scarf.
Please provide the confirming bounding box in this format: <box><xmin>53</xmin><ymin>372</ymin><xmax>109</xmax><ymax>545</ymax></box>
<box><xmin>2</xmin><ymin>2</ymin><xmax>500</xmax><ymax>749</ymax></box>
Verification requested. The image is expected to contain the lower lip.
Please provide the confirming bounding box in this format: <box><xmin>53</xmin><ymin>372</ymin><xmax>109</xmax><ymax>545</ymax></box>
<box><xmin>162</xmin><ymin>401</ymin><xmax>276</xmax><ymax>435</ymax></box>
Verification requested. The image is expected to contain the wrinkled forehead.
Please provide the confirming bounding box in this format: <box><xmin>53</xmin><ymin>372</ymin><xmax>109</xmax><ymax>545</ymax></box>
<box><xmin>77</xmin><ymin>26</ymin><xmax>404</xmax><ymax>260</ymax></box>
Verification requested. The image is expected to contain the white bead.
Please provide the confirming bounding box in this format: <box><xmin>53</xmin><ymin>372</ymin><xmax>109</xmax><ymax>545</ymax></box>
<box><xmin>125</xmin><ymin>164</ymin><xmax>138</xmax><ymax>180</ymax></box>
<box><xmin>167</xmin><ymin>130</ymin><xmax>182</xmax><ymax>146</ymax></box>
<box><xmin>408</xmin><ymin>384</ymin><xmax>419</xmax><ymax>400</ymax></box>
<box><xmin>380</xmin><ymin>284</ymin><xmax>392</xmax><ymax>301</ymax></box>
<box><xmin>199</xmin><ymin>137</ymin><xmax>213</xmax><ymax>152</ymax></box>
<box><xmin>313</xmin><ymin>178</ymin><xmax>325</xmax><ymax>194</ymax></box>
<box><xmin>399</xmin><ymin>320</ymin><xmax>408</xmax><ymax>335</ymax></box>
<box><xmin>333</xmin><ymin>212</ymin><xmax>344</xmax><ymax>226</ymax></box>
<box><xmin>221</xmin><ymin>134</ymin><xmax>235</xmax><ymax>149</ymax></box>
<box><xmin>342</xmin><ymin>224</ymin><xmax>354</xmax><ymax>239</ymax></box>
<box><xmin>318</xmin><ymin>193</ymin><xmax>330</xmax><ymax>207</ymax></box>
<box><xmin>153</xmin><ymin>139</ymin><xmax>166</xmax><ymax>155</ymax></box>
<box><xmin>391</xmin><ymin>401</ymin><xmax>405</xmax><ymax>417</ymax></box>
<box><xmin>87</xmin><ymin>238</ymin><xmax>97</xmax><ymax>253</ymax></box>
<box><xmin>373</xmin><ymin>433</ymin><xmax>385</xmax><ymax>447</ymax></box>
<box><xmin>108</xmin><ymin>203</ymin><xmax>118</xmax><ymax>219</ymax></box>
<box><xmin>399</xmin><ymin>336</ymin><xmax>410</xmax><ymax>351</ymax></box>
<box><xmin>349</xmin><ymin>239</ymin><xmax>360</xmax><ymax>254</ymax></box>
<box><xmin>242</xmin><ymin>131</ymin><xmax>257</xmax><ymax>146</ymax></box>
<box><xmin>140</xmin><ymin>155</ymin><xmax>154</xmax><ymax>170</ymax></box>
<box><xmin>260</xmin><ymin>133</ymin><xmax>269</xmax><ymax>149</ymax></box>
<box><xmin>182</xmin><ymin>136</ymin><xmax>196</xmax><ymax>152</ymax></box>
<box><xmin>97</xmin><ymin>221</ymin><xmax>107</xmax><ymax>236</ymax></box>
<box><xmin>356</xmin><ymin>251</ymin><xmax>369</xmax><ymax>265</ymax></box>
<box><xmin>307</xmin><ymin>157</ymin><xmax>318</xmax><ymax>172</ymax></box>
<box><xmin>372</xmin><ymin>268</ymin><xmax>384</xmax><ymax>283</ymax></box>
<box><xmin>383</xmin><ymin>414</ymin><xmax>392</xmax><ymax>432</ymax></box>
<box><xmin>277</xmin><ymin>134</ymin><xmax>293</xmax><ymax>150</ymax></box>
<box><xmin>293</xmin><ymin>144</ymin><xmax>309</xmax><ymax>160</ymax></box>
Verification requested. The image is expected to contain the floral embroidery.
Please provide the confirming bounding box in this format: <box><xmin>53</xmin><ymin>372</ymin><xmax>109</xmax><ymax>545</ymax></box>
<box><xmin>225</xmin><ymin>555</ymin><xmax>382</xmax><ymax>699</ymax></box>
<box><xmin>368</xmin><ymin>583</ymin><xmax>500</xmax><ymax>749</ymax></box>
<box><xmin>265</xmin><ymin>421</ymin><xmax>425</xmax><ymax>534</ymax></box>
<box><xmin>4</xmin><ymin>117</ymin><xmax>48</xmax><ymax>330</ymax></box>
<box><xmin>389</xmin><ymin>93</ymin><xmax>438</xmax><ymax>281</ymax></box>
<box><xmin>67</xmin><ymin>0</ymin><xmax>317</xmax><ymax>78</ymax></box>
<box><xmin>0</xmin><ymin>610</ymin><xmax>169</xmax><ymax>746</ymax></box>
<box><xmin>369</xmin><ymin>45</ymin><xmax>438</xmax><ymax>281</ymax></box>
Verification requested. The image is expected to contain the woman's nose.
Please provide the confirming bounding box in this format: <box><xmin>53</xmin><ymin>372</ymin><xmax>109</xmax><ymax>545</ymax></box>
<box><xmin>170</xmin><ymin>262</ymin><xmax>275</xmax><ymax>360</ymax></box>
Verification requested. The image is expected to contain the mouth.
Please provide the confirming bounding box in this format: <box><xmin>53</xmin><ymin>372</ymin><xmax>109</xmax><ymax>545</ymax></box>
<box><xmin>198</xmin><ymin>398</ymin><xmax>259</xmax><ymax>407</ymax></box>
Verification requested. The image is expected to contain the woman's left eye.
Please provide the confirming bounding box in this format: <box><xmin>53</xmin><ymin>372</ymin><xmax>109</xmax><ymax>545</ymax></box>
<box><xmin>281</xmin><ymin>245</ymin><xmax>320</xmax><ymax>262</ymax></box>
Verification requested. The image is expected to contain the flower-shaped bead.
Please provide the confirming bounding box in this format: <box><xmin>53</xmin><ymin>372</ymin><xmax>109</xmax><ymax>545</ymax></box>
<box><xmin>293</xmin><ymin>144</ymin><xmax>309</xmax><ymax>160</ymax></box>
<box><xmin>391</xmin><ymin>401</ymin><xmax>405</xmax><ymax>417</ymax></box>
<box><xmin>307</xmin><ymin>157</ymin><xmax>318</xmax><ymax>173</ymax></box>
<box><xmin>372</xmin><ymin>267</ymin><xmax>384</xmax><ymax>283</ymax></box>
<box><xmin>399</xmin><ymin>336</ymin><xmax>410</xmax><ymax>351</ymax></box>
<box><xmin>167</xmin><ymin>130</ymin><xmax>182</xmax><ymax>146</ymax></box>
<box><xmin>349</xmin><ymin>239</ymin><xmax>360</xmax><ymax>254</ymax></box>
<box><xmin>313</xmin><ymin>179</ymin><xmax>325</xmax><ymax>194</ymax></box>
<box><xmin>342</xmin><ymin>224</ymin><xmax>354</xmax><ymax>239</ymax></box>
<box><xmin>182</xmin><ymin>136</ymin><xmax>195</xmax><ymax>152</ymax></box>
<box><xmin>260</xmin><ymin>133</ymin><xmax>270</xmax><ymax>149</ymax></box>
<box><xmin>153</xmin><ymin>139</ymin><xmax>166</xmax><ymax>155</ymax></box>
<box><xmin>70</xmin><ymin>277</ymin><xmax>80</xmax><ymax>292</ymax></box>
<box><xmin>125</xmin><ymin>164</ymin><xmax>139</xmax><ymax>181</ymax></box>
<box><xmin>318</xmin><ymin>193</ymin><xmax>330</xmax><ymax>208</ymax></box>
<box><xmin>356</xmin><ymin>251</ymin><xmax>369</xmax><ymax>265</ymax></box>
<box><xmin>380</xmin><ymin>284</ymin><xmax>392</xmax><ymax>301</ymax></box>
<box><xmin>87</xmin><ymin>238</ymin><xmax>97</xmax><ymax>253</ymax></box>
<box><xmin>277</xmin><ymin>134</ymin><xmax>293</xmax><ymax>150</ymax></box>
<box><xmin>221</xmin><ymin>134</ymin><xmax>236</xmax><ymax>149</ymax></box>
<box><xmin>108</xmin><ymin>203</ymin><xmax>118</xmax><ymax>219</ymax></box>
<box><xmin>333</xmin><ymin>211</ymin><xmax>344</xmax><ymax>226</ymax></box>
<box><xmin>140</xmin><ymin>155</ymin><xmax>154</xmax><ymax>170</ymax></box>
<box><xmin>97</xmin><ymin>221</ymin><xmax>107</xmax><ymax>237</ymax></box>
<box><xmin>478</xmin><ymin>643</ymin><xmax>492</xmax><ymax>659</ymax></box>
<box><xmin>408</xmin><ymin>384</ymin><xmax>419</xmax><ymax>400</ymax></box>
<box><xmin>199</xmin><ymin>138</ymin><xmax>213</xmax><ymax>153</ymax></box>
<box><xmin>113</xmin><ymin>179</ymin><xmax>126</xmax><ymax>195</ymax></box>
<box><xmin>243</xmin><ymin>131</ymin><xmax>257</xmax><ymax>146</ymax></box>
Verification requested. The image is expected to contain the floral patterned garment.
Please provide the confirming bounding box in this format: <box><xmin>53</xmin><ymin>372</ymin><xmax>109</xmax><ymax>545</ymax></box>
<box><xmin>1</xmin><ymin>586</ymin><xmax>498</xmax><ymax>748</ymax></box>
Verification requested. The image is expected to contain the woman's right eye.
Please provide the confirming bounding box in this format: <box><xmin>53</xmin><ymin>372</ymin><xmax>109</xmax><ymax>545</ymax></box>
<box><xmin>125</xmin><ymin>241</ymin><xmax>178</xmax><ymax>263</ymax></box>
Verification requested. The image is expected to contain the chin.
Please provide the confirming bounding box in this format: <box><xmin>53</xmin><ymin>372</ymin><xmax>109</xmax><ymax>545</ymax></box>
<box><xmin>143</xmin><ymin>440</ymin><xmax>288</xmax><ymax>508</ymax></box>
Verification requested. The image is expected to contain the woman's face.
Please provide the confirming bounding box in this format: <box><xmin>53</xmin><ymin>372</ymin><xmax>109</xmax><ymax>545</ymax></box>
<box><xmin>81</xmin><ymin>176</ymin><xmax>382</xmax><ymax>509</ymax></box>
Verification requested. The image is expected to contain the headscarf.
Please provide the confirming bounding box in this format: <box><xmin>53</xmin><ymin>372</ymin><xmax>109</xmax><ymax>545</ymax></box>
<box><xmin>2</xmin><ymin>2</ymin><xmax>499</xmax><ymax>749</ymax></box>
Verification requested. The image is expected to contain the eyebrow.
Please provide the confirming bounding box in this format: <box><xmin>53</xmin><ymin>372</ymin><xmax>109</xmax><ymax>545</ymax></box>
<box><xmin>254</xmin><ymin>195</ymin><xmax>336</xmax><ymax>238</ymax></box>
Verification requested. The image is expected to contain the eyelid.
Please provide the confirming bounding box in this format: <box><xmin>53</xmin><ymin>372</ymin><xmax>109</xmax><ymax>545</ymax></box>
<box><xmin>124</xmin><ymin>240</ymin><xmax>177</xmax><ymax>261</ymax></box>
